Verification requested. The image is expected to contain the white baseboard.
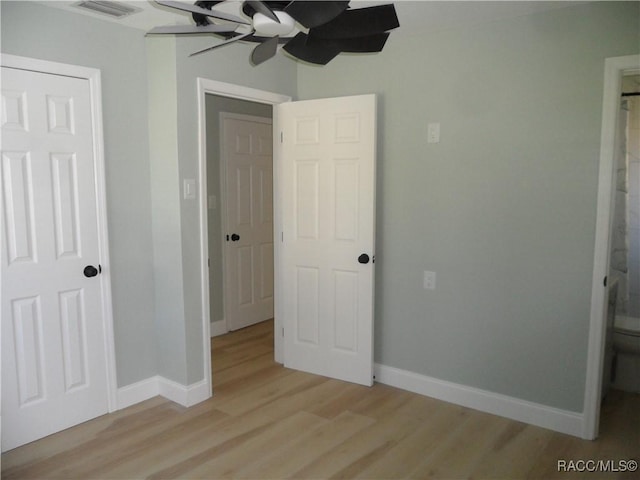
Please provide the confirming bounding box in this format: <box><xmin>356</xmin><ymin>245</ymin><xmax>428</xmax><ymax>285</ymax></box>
<box><xmin>374</xmin><ymin>363</ymin><xmax>584</xmax><ymax>438</ymax></box>
<box><xmin>210</xmin><ymin>319</ymin><xmax>227</xmax><ymax>337</ymax></box>
<box><xmin>117</xmin><ymin>376</ymin><xmax>210</xmax><ymax>410</ymax></box>
<box><xmin>158</xmin><ymin>377</ymin><xmax>210</xmax><ymax>407</ymax></box>
<box><xmin>116</xmin><ymin>376</ymin><xmax>160</xmax><ymax>410</ymax></box>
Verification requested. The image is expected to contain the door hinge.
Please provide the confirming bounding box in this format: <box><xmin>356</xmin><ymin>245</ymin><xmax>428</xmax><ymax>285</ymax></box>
<box><xmin>208</xmin><ymin>258</ymin><xmax>210</xmax><ymax>268</ymax></box>
<box><xmin>282</xmin><ymin>327</ymin><xmax>284</xmax><ymax>337</ymax></box>
<box><xmin>280</xmin><ymin>131</ymin><xmax>283</xmax><ymax>143</ymax></box>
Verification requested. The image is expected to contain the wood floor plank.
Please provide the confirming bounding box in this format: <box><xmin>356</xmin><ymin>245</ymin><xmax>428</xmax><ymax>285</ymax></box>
<box><xmin>235</xmin><ymin>411</ymin><xmax>376</xmax><ymax>479</ymax></box>
<box><xmin>3</xmin><ymin>319</ymin><xmax>639</xmax><ymax>480</ymax></box>
<box><xmin>254</xmin><ymin>377</ymin><xmax>361</xmax><ymax>421</ymax></box>
<box><xmin>102</xmin><ymin>408</ymin><xmax>275</xmax><ymax>480</ymax></box>
<box><xmin>211</xmin><ymin>352</ymin><xmax>275</xmax><ymax>389</ymax></box>
<box><xmin>211</xmin><ymin>339</ymin><xmax>273</xmax><ymax>372</ymax></box>
<box><xmin>472</xmin><ymin>423</ymin><xmax>556</xmax><ymax>480</ymax></box>
<box><xmin>1</xmin><ymin>395</ymin><xmax>168</xmax><ymax>472</ymax></box>
<box><xmin>407</xmin><ymin>410</ymin><xmax>513</xmax><ymax>479</ymax></box>
<box><xmin>213</xmin><ymin>369</ymin><xmax>327</xmax><ymax>416</ymax></box>
<box><xmin>291</xmin><ymin>411</ymin><xmax>422</xmax><ymax>479</ymax></box>
<box><xmin>2</xmin><ymin>400</ymin><xmax>189</xmax><ymax>479</ymax></box>
<box><xmin>212</xmin><ymin>359</ymin><xmax>287</xmax><ymax>397</ymax></box>
<box><xmin>353</xmin><ymin>401</ymin><xmax>465</xmax><ymax>479</ymax></box>
<box><xmin>171</xmin><ymin>411</ymin><xmax>327</xmax><ymax>479</ymax></box>
<box><xmin>211</xmin><ymin>319</ymin><xmax>272</xmax><ymax>351</ymax></box>
<box><xmin>71</xmin><ymin>405</ymin><xmax>231</xmax><ymax>480</ymax></box>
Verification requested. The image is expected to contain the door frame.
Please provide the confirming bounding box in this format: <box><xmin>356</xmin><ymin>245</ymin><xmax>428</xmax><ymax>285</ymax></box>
<box><xmin>219</xmin><ymin>112</ymin><xmax>274</xmax><ymax>333</ymax></box>
<box><xmin>0</xmin><ymin>53</ymin><xmax>118</xmax><ymax>411</ymax></box>
<box><xmin>197</xmin><ymin>78</ymin><xmax>291</xmax><ymax>387</ymax></box>
<box><xmin>583</xmin><ymin>54</ymin><xmax>640</xmax><ymax>440</ymax></box>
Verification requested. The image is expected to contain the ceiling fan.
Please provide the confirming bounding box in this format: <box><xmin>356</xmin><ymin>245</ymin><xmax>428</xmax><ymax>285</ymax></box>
<box><xmin>149</xmin><ymin>1</ymin><xmax>399</xmax><ymax>65</ymax></box>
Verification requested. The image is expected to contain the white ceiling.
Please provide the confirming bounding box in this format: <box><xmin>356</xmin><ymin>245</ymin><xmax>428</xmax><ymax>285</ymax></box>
<box><xmin>38</xmin><ymin>0</ymin><xmax>587</xmax><ymax>35</ymax></box>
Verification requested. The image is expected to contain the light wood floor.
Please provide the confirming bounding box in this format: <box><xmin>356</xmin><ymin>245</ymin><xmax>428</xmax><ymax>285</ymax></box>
<box><xmin>3</xmin><ymin>319</ymin><xmax>639</xmax><ymax>479</ymax></box>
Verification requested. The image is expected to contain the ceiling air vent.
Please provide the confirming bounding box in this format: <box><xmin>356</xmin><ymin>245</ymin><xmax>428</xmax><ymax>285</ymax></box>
<box><xmin>73</xmin><ymin>1</ymin><xmax>141</xmax><ymax>18</ymax></box>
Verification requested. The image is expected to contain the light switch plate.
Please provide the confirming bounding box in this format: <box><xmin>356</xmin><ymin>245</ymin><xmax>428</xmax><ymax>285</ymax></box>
<box><xmin>427</xmin><ymin>123</ymin><xmax>440</xmax><ymax>144</ymax></box>
<box><xmin>183</xmin><ymin>179</ymin><xmax>196</xmax><ymax>200</ymax></box>
<box><xmin>424</xmin><ymin>270</ymin><xmax>436</xmax><ymax>290</ymax></box>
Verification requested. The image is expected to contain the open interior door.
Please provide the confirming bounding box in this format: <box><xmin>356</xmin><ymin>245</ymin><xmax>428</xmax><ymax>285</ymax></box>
<box><xmin>276</xmin><ymin>94</ymin><xmax>376</xmax><ymax>386</ymax></box>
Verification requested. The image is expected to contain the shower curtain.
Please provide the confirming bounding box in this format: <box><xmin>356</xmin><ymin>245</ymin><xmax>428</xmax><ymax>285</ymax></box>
<box><xmin>610</xmin><ymin>99</ymin><xmax>629</xmax><ymax>315</ymax></box>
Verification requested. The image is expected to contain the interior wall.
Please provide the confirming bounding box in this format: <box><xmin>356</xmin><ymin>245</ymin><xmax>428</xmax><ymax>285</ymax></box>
<box><xmin>161</xmin><ymin>34</ymin><xmax>297</xmax><ymax>385</ymax></box>
<box><xmin>296</xmin><ymin>1</ymin><xmax>640</xmax><ymax>413</ymax></box>
<box><xmin>1</xmin><ymin>1</ymin><xmax>157</xmax><ymax>387</ymax></box>
<box><xmin>147</xmin><ymin>36</ymin><xmax>188</xmax><ymax>384</ymax></box>
<box><xmin>205</xmin><ymin>95</ymin><xmax>273</xmax><ymax>328</ymax></box>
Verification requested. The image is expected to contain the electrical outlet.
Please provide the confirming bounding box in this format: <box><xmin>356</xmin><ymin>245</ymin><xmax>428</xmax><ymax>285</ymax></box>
<box><xmin>423</xmin><ymin>270</ymin><xmax>436</xmax><ymax>290</ymax></box>
<box><xmin>427</xmin><ymin>123</ymin><xmax>440</xmax><ymax>143</ymax></box>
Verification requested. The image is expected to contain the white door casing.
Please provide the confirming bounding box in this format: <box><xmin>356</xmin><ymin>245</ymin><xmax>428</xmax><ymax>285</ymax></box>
<box><xmin>221</xmin><ymin>113</ymin><xmax>274</xmax><ymax>331</ymax></box>
<box><xmin>277</xmin><ymin>94</ymin><xmax>377</xmax><ymax>386</ymax></box>
<box><xmin>1</xmin><ymin>61</ymin><xmax>113</xmax><ymax>451</ymax></box>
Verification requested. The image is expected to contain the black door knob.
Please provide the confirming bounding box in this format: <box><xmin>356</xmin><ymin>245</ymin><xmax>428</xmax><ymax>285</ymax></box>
<box><xmin>358</xmin><ymin>254</ymin><xmax>370</xmax><ymax>264</ymax></box>
<box><xmin>84</xmin><ymin>265</ymin><xmax>99</xmax><ymax>278</ymax></box>
<box><xmin>231</xmin><ymin>233</ymin><xmax>240</xmax><ymax>242</ymax></box>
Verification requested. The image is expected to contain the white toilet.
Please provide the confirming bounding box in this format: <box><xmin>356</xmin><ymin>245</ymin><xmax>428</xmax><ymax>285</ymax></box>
<box><xmin>613</xmin><ymin>315</ymin><xmax>640</xmax><ymax>392</ymax></box>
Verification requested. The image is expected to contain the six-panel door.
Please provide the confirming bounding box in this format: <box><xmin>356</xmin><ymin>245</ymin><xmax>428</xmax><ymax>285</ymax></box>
<box><xmin>278</xmin><ymin>94</ymin><xmax>376</xmax><ymax>386</ymax></box>
<box><xmin>1</xmin><ymin>67</ymin><xmax>109</xmax><ymax>451</ymax></box>
<box><xmin>222</xmin><ymin>114</ymin><xmax>274</xmax><ymax>331</ymax></box>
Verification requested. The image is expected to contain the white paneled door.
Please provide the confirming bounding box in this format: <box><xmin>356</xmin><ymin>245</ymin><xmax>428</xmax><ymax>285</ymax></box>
<box><xmin>278</xmin><ymin>94</ymin><xmax>376</xmax><ymax>386</ymax></box>
<box><xmin>222</xmin><ymin>114</ymin><xmax>274</xmax><ymax>331</ymax></box>
<box><xmin>1</xmin><ymin>66</ymin><xmax>110</xmax><ymax>451</ymax></box>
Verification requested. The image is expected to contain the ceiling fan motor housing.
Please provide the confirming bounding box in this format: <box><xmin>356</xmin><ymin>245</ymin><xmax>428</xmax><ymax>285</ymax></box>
<box><xmin>253</xmin><ymin>10</ymin><xmax>295</xmax><ymax>36</ymax></box>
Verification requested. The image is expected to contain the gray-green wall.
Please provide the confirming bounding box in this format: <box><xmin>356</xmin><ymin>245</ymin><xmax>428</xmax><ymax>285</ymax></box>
<box><xmin>296</xmin><ymin>1</ymin><xmax>640</xmax><ymax>412</ymax></box>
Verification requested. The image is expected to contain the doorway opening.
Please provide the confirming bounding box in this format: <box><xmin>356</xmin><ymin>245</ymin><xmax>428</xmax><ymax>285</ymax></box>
<box><xmin>196</xmin><ymin>79</ymin><xmax>291</xmax><ymax>395</ymax></box>
<box><xmin>584</xmin><ymin>54</ymin><xmax>640</xmax><ymax>440</ymax></box>
<box><xmin>205</xmin><ymin>95</ymin><xmax>273</xmax><ymax>338</ymax></box>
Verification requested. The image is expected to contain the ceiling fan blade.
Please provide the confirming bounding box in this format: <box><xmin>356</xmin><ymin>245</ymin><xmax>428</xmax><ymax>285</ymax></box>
<box><xmin>282</xmin><ymin>32</ymin><xmax>340</xmax><ymax>65</ymax></box>
<box><xmin>147</xmin><ymin>24</ymin><xmax>238</xmax><ymax>35</ymax></box>
<box><xmin>155</xmin><ymin>1</ymin><xmax>251</xmax><ymax>25</ymax></box>
<box><xmin>308</xmin><ymin>4</ymin><xmax>399</xmax><ymax>40</ymax></box>
<box><xmin>306</xmin><ymin>32</ymin><xmax>391</xmax><ymax>53</ymax></box>
<box><xmin>251</xmin><ymin>36</ymin><xmax>279</xmax><ymax>65</ymax></box>
<box><xmin>245</xmin><ymin>1</ymin><xmax>280</xmax><ymax>23</ymax></box>
<box><xmin>190</xmin><ymin>31</ymin><xmax>255</xmax><ymax>56</ymax></box>
<box><xmin>284</xmin><ymin>1</ymin><xmax>349</xmax><ymax>29</ymax></box>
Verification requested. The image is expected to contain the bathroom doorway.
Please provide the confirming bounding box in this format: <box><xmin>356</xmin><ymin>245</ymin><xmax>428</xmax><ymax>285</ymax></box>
<box><xmin>606</xmin><ymin>75</ymin><xmax>640</xmax><ymax>393</ymax></box>
<box><xmin>585</xmin><ymin>55</ymin><xmax>640</xmax><ymax>441</ymax></box>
